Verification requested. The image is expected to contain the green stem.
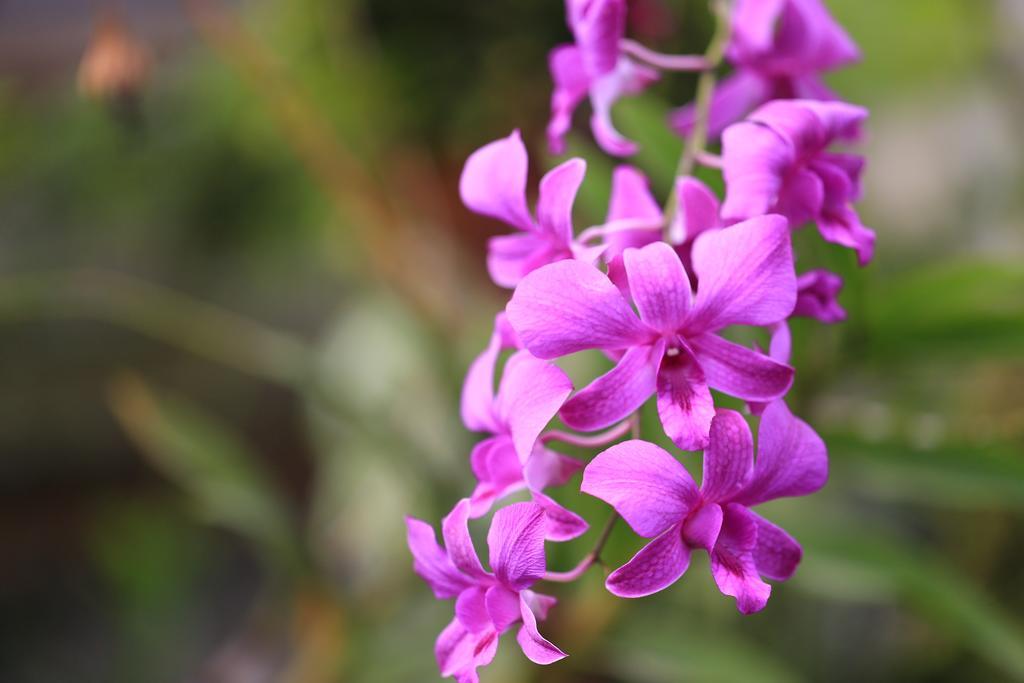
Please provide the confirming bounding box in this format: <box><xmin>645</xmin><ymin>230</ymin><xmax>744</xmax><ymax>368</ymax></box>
<box><xmin>663</xmin><ymin>0</ymin><xmax>733</xmax><ymax>236</ymax></box>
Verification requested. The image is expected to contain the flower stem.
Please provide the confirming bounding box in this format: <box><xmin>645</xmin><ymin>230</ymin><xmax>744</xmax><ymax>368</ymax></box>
<box><xmin>540</xmin><ymin>414</ymin><xmax>637</xmax><ymax>448</ymax></box>
<box><xmin>543</xmin><ymin>510</ymin><xmax>620</xmax><ymax>583</ymax></box>
<box><xmin>662</xmin><ymin>0</ymin><xmax>733</xmax><ymax>236</ymax></box>
<box><xmin>619</xmin><ymin>39</ymin><xmax>710</xmax><ymax>72</ymax></box>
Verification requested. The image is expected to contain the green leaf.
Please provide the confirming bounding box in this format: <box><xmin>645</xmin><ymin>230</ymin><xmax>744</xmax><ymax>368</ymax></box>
<box><xmin>828</xmin><ymin>433</ymin><xmax>1024</xmax><ymax>508</ymax></box>
<box><xmin>108</xmin><ymin>374</ymin><xmax>299</xmax><ymax>570</ymax></box>
<box><xmin>864</xmin><ymin>260</ymin><xmax>1024</xmax><ymax>361</ymax></box>
<box><xmin>799</xmin><ymin>526</ymin><xmax>1024</xmax><ymax>680</ymax></box>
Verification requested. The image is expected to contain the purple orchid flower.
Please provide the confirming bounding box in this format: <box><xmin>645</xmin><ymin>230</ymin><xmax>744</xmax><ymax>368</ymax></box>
<box><xmin>793</xmin><ymin>269</ymin><xmax>846</xmax><ymax>322</ymax></box>
<box><xmin>581</xmin><ymin>402</ymin><xmax>827</xmax><ymax>613</ymax></box>
<box><xmin>547</xmin><ymin>0</ymin><xmax>659</xmax><ymax>157</ymax></box>
<box><xmin>507</xmin><ymin>215</ymin><xmax>796</xmax><ymax>451</ymax></box>
<box><xmin>407</xmin><ymin>500</ymin><xmax>567</xmax><ymax>682</ymax></box>
<box><xmin>461</xmin><ymin>130</ymin><xmax>601</xmax><ymax>289</ymax></box>
<box><xmin>721</xmin><ymin>99</ymin><xmax>875</xmax><ymax>265</ymax></box>
<box><xmin>460</xmin><ymin>314</ymin><xmax>588</xmax><ymax>541</ymax></box>
<box><xmin>598</xmin><ymin>167</ymin><xmax>721</xmax><ymax>296</ymax></box>
<box><xmin>671</xmin><ymin>0</ymin><xmax>860</xmax><ymax>138</ymax></box>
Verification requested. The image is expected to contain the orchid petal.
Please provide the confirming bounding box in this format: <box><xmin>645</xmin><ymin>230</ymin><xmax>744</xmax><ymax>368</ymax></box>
<box><xmin>547</xmin><ymin>45</ymin><xmax>589</xmax><ymax>155</ymax></box>
<box><xmin>606</xmin><ymin>523</ymin><xmax>691</xmax><ymax>597</ymax></box>
<box><xmin>737</xmin><ymin>400</ymin><xmax>828</xmax><ymax>506</ymax></box>
<box><xmin>560</xmin><ymin>342</ymin><xmax>660</xmax><ymax>432</ymax></box>
<box><xmin>668</xmin><ymin>176</ymin><xmax>721</xmax><ymax>245</ymax></box>
<box><xmin>406</xmin><ymin>517</ymin><xmax>472</xmax><ymax>599</ymax></box>
<box><xmin>624</xmin><ymin>242</ymin><xmax>693</xmax><ymax>334</ymax></box>
<box><xmin>488</xmin><ymin>502</ymin><xmax>547</xmax><ymax>591</ymax></box>
<box><xmin>436</xmin><ymin>618</ymin><xmax>499</xmax><ymax>681</ymax></box>
<box><xmin>670</xmin><ymin>69</ymin><xmax>772</xmax><ymax>138</ymax></box>
<box><xmin>485</xmin><ymin>584</ymin><xmax>521</xmax><ymax>632</ymax></box>
<box><xmin>517</xmin><ymin>594</ymin><xmax>568</xmax><ymax>664</ymax></box>
<box><xmin>460</xmin><ymin>314</ymin><xmax>507</xmax><ymax>433</ymax></box>
<box><xmin>681</xmin><ymin>502</ymin><xmax>723</xmax><ymax>553</ymax></box>
<box><xmin>691</xmin><ymin>333</ymin><xmax>794</xmax><ymax>401</ymax></box>
<box><xmin>582</xmin><ymin>439</ymin><xmax>699</xmax><ymax>537</ymax></box>
<box><xmin>460</xmin><ymin>130</ymin><xmax>534</xmax><ymax>232</ymax></box>
<box><xmin>710</xmin><ymin>504</ymin><xmax>771</xmax><ymax>614</ymax></box>
<box><xmin>689</xmin><ymin>213</ymin><xmax>796</xmax><ymax>331</ymax></box>
<box><xmin>537</xmin><ymin>158</ymin><xmax>586</xmax><ymax>244</ymax></box>
<box><xmin>496</xmin><ymin>351</ymin><xmax>573</xmax><ymax>463</ymax></box>
<box><xmin>523</xmin><ymin>446</ymin><xmax>583</xmax><ymax>492</ymax></box>
<box><xmin>752</xmin><ymin>512</ymin><xmax>803</xmax><ymax>581</ymax></box>
<box><xmin>531</xmin><ymin>490</ymin><xmax>589</xmax><ymax>541</ymax></box>
<box><xmin>487</xmin><ymin>232</ymin><xmax>570</xmax><ymax>289</ymax></box>
<box><xmin>456</xmin><ymin>586</ymin><xmax>492</xmax><ymax>633</ymax></box>
<box><xmin>794</xmin><ymin>269</ymin><xmax>846</xmax><ymax>322</ymax></box>
<box><xmin>443</xmin><ymin>499</ymin><xmax>489</xmax><ymax>580</ymax></box>
<box><xmin>507</xmin><ymin>259</ymin><xmax>649</xmax><ymax>358</ymax></box>
<box><xmin>656</xmin><ymin>344</ymin><xmax>716</xmax><ymax>451</ymax></box>
<box><xmin>721</xmin><ymin>121</ymin><xmax>793</xmax><ymax>222</ymax></box>
<box><xmin>701</xmin><ymin>409</ymin><xmax>755</xmax><ymax>503</ymax></box>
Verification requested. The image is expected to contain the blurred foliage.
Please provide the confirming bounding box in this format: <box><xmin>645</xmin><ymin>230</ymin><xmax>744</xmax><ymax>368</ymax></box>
<box><xmin>0</xmin><ymin>0</ymin><xmax>1022</xmax><ymax>682</ymax></box>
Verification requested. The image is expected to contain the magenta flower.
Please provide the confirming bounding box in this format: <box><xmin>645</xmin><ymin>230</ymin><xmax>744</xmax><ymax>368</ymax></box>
<box><xmin>407</xmin><ymin>500</ymin><xmax>567</xmax><ymax>682</ymax></box>
<box><xmin>671</xmin><ymin>0</ymin><xmax>860</xmax><ymax>138</ymax></box>
<box><xmin>507</xmin><ymin>215</ymin><xmax>796</xmax><ymax>451</ymax></box>
<box><xmin>547</xmin><ymin>0</ymin><xmax>659</xmax><ymax>157</ymax></box>
<box><xmin>461</xmin><ymin>130</ymin><xmax>595</xmax><ymax>289</ymax></box>
<box><xmin>598</xmin><ymin>168</ymin><xmax>721</xmax><ymax>296</ymax></box>
<box><xmin>794</xmin><ymin>269</ymin><xmax>846</xmax><ymax>322</ymax></box>
<box><xmin>581</xmin><ymin>403</ymin><xmax>827</xmax><ymax>613</ymax></box>
<box><xmin>721</xmin><ymin>99</ymin><xmax>875</xmax><ymax>265</ymax></box>
<box><xmin>461</xmin><ymin>315</ymin><xmax>588</xmax><ymax>541</ymax></box>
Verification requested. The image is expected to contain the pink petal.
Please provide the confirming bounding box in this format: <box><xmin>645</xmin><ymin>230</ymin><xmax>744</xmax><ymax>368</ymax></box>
<box><xmin>817</xmin><ymin>204</ymin><xmax>876</xmax><ymax>267</ymax></box>
<box><xmin>709</xmin><ymin>504</ymin><xmax>771</xmax><ymax>614</ymax></box>
<box><xmin>521</xmin><ymin>589</ymin><xmax>557</xmax><ymax>620</ymax></box>
<box><xmin>775</xmin><ymin>166</ymin><xmax>824</xmax><ymax>227</ymax></box>
<box><xmin>517</xmin><ymin>593</ymin><xmax>567</xmax><ymax>664</ymax></box>
<box><xmin>795</xmin><ymin>99</ymin><xmax>868</xmax><ymax>142</ymax></box>
<box><xmin>701</xmin><ymin>409</ymin><xmax>755</xmax><ymax>503</ymax></box>
<box><xmin>581</xmin><ymin>439</ymin><xmax>699</xmax><ymax>537</ymax></box>
<box><xmin>736</xmin><ymin>400</ymin><xmax>828</xmax><ymax>506</ymax></box>
<box><xmin>547</xmin><ymin>45</ymin><xmax>589</xmax><ymax>155</ymax></box>
<box><xmin>602</xmin><ymin>165</ymin><xmax>663</xmax><ymax>261</ymax></box>
<box><xmin>667</xmin><ymin>176</ymin><xmax>721</xmax><ymax>245</ymax></box>
<box><xmin>560</xmin><ymin>342</ymin><xmax>661</xmax><ymax>432</ymax></box>
<box><xmin>670</xmin><ymin>69</ymin><xmax>772</xmax><ymax>138</ymax></box>
<box><xmin>487</xmin><ymin>502</ymin><xmax>548</xmax><ymax>591</ymax></box>
<box><xmin>681</xmin><ymin>501</ymin><xmax>723</xmax><ymax>552</ymax></box>
<box><xmin>689</xmin><ymin>213</ymin><xmax>796</xmax><ymax>331</ymax></box>
<box><xmin>523</xmin><ymin>446</ymin><xmax>583</xmax><ymax>492</ymax></box>
<box><xmin>456</xmin><ymin>586</ymin><xmax>492</xmax><ymax>633</ymax></box>
<box><xmin>468</xmin><ymin>436</ymin><xmax>527</xmax><ymax>518</ymax></box>
<box><xmin>748</xmin><ymin>99</ymin><xmax>828</xmax><ymax>156</ymax></box>
<box><xmin>690</xmin><ymin>333</ymin><xmax>794</xmax><ymax>402</ymax></box>
<box><xmin>782</xmin><ymin>0</ymin><xmax>861</xmax><ymax>70</ymax></box>
<box><xmin>589</xmin><ymin>57</ymin><xmax>659</xmax><ymax>157</ymax></box>
<box><xmin>460</xmin><ymin>314</ymin><xmax>508</xmax><ymax>433</ymax></box>
<box><xmin>606</xmin><ymin>523</ymin><xmax>691</xmax><ymax>597</ymax></box>
<box><xmin>530</xmin><ymin>490</ymin><xmax>589</xmax><ymax>542</ymax></box>
<box><xmin>607</xmin><ymin>165</ymin><xmax>662</xmax><ymax>222</ymax></box>
<box><xmin>442</xmin><ymin>499</ymin><xmax>490</xmax><ymax>580</ymax></box>
<box><xmin>484</xmin><ymin>584</ymin><xmax>521</xmax><ymax>632</ymax></box>
<box><xmin>487</xmin><ymin>232</ymin><xmax>570</xmax><ymax>289</ymax></box>
<box><xmin>624</xmin><ymin>242</ymin><xmax>693</xmax><ymax>334</ymax></box>
<box><xmin>720</xmin><ymin>121</ymin><xmax>793</xmax><ymax>221</ymax></box>
<box><xmin>507</xmin><ymin>259</ymin><xmax>650</xmax><ymax>359</ymax></box>
<box><xmin>406</xmin><ymin>517</ymin><xmax>472</xmax><ymax>599</ymax></box>
<box><xmin>460</xmin><ymin>130</ymin><xmax>534</xmax><ymax>232</ymax></box>
<box><xmin>729</xmin><ymin>0</ymin><xmax>787</xmax><ymax>57</ymax></box>
<box><xmin>751</xmin><ymin>512</ymin><xmax>803</xmax><ymax>581</ymax></box>
<box><xmin>794</xmin><ymin>269</ymin><xmax>846</xmax><ymax>323</ymax></box>
<box><xmin>656</xmin><ymin>344</ymin><xmax>716</xmax><ymax>451</ymax></box>
<box><xmin>496</xmin><ymin>351</ymin><xmax>573</xmax><ymax>463</ymax></box>
<box><xmin>436</xmin><ymin>617</ymin><xmax>499</xmax><ymax>680</ymax></box>
<box><xmin>568</xmin><ymin>0</ymin><xmax>625</xmax><ymax>76</ymax></box>
<box><xmin>536</xmin><ymin>157</ymin><xmax>586</xmax><ymax>244</ymax></box>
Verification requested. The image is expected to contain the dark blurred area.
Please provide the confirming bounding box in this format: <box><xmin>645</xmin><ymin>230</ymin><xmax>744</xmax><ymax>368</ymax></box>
<box><xmin>1</xmin><ymin>1</ymin><xmax>1023</xmax><ymax>682</ymax></box>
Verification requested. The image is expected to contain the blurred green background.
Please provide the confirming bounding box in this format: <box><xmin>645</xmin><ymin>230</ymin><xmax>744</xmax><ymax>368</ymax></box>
<box><xmin>1</xmin><ymin>0</ymin><xmax>1022</xmax><ymax>681</ymax></box>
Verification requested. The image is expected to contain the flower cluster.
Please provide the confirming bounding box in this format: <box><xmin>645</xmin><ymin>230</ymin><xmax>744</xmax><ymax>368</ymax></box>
<box><xmin>408</xmin><ymin>1</ymin><xmax>869</xmax><ymax>680</ymax></box>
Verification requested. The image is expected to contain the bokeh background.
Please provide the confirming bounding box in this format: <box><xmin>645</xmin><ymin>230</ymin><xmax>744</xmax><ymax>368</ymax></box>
<box><xmin>2</xmin><ymin>0</ymin><xmax>1023</xmax><ymax>681</ymax></box>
